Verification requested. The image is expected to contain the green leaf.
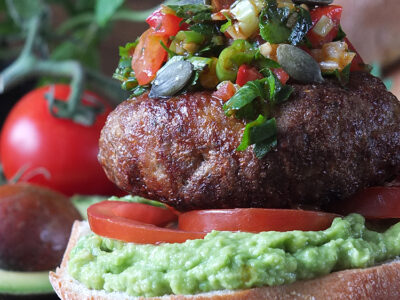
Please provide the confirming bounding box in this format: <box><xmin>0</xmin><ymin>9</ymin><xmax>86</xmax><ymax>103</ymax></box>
<box><xmin>220</xmin><ymin>13</ymin><xmax>232</xmax><ymax>33</ymax></box>
<box><xmin>237</xmin><ymin>115</ymin><xmax>278</xmax><ymax>158</ymax></box>
<box><xmin>131</xmin><ymin>85</ymin><xmax>149</xmax><ymax>97</ymax></box>
<box><xmin>119</xmin><ymin>40</ymin><xmax>138</xmax><ymax>58</ymax></box>
<box><xmin>223</xmin><ymin>79</ymin><xmax>268</xmax><ymax>116</ymax></box>
<box><xmin>160</xmin><ymin>41</ymin><xmax>178</xmax><ymax>59</ymax></box>
<box><xmin>5</xmin><ymin>0</ymin><xmax>45</xmax><ymax>29</ymax></box>
<box><xmin>334</xmin><ymin>63</ymin><xmax>351</xmax><ymax>86</ymax></box>
<box><xmin>260</xmin><ymin>67</ymin><xmax>293</xmax><ymax>104</ymax></box>
<box><xmin>109</xmin><ymin>195</ymin><xmax>167</xmax><ymax>208</ymax></box>
<box><xmin>259</xmin><ymin>1</ymin><xmax>291</xmax><ymax>44</ymax></box>
<box><xmin>256</xmin><ymin>51</ymin><xmax>281</xmax><ymax>70</ymax></box>
<box><xmin>168</xmin><ymin>4</ymin><xmax>212</xmax><ymax>23</ymax></box>
<box><xmin>254</xmin><ymin>137</ymin><xmax>277</xmax><ymax>158</ymax></box>
<box><xmin>190</xmin><ymin>23</ymin><xmax>219</xmax><ymax>36</ymax></box>
<box><xmin>334</xmin><ymin>25</ymin><xmax>347</xmax><ymax>41</ymax></box>
<box><xmin>288</xmin><ymin>7</ymin><xmax>312</xmax><ymax>45</ymax></box>
<box><xmin>275</xmin><ymin>84</ymin><xmax>294</xmax><ymax>104</ymax></box>
<box><xmin>95</xmin><ymin>0</ymin><xmax>124</xmax><ymax>27</ymax></box>
<box><xmin>237</xmin><ymin>114</ymin><xmax>267</xmax><ymax>151</ymax></box>
<box><xmin>259</xmin><ymin>0</ymin><xmax>311</xmax><ymax>46</ymax></box>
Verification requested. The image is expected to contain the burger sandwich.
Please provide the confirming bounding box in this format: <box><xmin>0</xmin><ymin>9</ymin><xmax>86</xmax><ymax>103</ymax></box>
<box><xmin>50</xmin><ymin>0</ymin><xmax>400</xmax><ymax>298</ymax></box>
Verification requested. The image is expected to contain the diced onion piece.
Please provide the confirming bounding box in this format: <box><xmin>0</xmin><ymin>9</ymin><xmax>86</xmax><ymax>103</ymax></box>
<box><xmin>259</xmin><ymin>42</ymin><xmax>273</xmax><ymax>58</ymax></box>
<box><xmin>311</xmin><ymin>41</ymin><xmax>357</xmax><ymax>72</ymax></box>
<box><xmin>312</xmin><ymin>15</ymin><xmax>335</xmax><ymax>37</ymax></box>
<box><xmin>319</xmin><ymin>61</ymin><xmax>339</xmax><ymax>71</ymax></box>
<box><xmin>250</xmin><ymin>0</ymin><xmax>265</xmax><ymax>12</ymax></box>
<box><xmin>231</xmin><ymin>0</ymin><xmax>260</xmax><ymax>39</ymax></box>
<box><xmin>212</xmin><ymin>10</ymin><xmax>229</xmax><ymax>21</ymax></box>
<box><xmin>225</xmin><ymin>23</ymin><xmax>247</xmax><ymax>40</ymax></box>
<box><xmin>259</xmin><ymin>42</ymin><xmax>279</xmax><ymax>61</ymax></box>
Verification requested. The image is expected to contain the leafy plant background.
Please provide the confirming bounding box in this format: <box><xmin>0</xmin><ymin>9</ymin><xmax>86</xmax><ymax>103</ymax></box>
<box><xmin>0</xmin><ymin>0</ymin><xmax>164</xmax><ymax>127</ymax></box>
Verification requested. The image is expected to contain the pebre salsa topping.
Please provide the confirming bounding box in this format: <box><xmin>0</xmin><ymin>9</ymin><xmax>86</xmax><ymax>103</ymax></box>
<box><xmin>113</xmin><ymin>0</ymin><xmax>369</xmax><ymax>158</ymax></box>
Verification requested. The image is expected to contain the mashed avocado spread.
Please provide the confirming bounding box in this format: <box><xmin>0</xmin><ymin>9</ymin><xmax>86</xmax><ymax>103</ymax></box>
<box><xmin>68</xmin><ymin>214</ymin><xmax>400</xmax><ymax>297</ymax></box>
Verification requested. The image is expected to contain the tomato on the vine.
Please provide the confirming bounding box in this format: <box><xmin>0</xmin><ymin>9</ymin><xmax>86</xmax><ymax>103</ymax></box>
<box><xmin>0</xmin><ymin>84</ymin><xmax>121</xmax><ymax>196</ymax></box>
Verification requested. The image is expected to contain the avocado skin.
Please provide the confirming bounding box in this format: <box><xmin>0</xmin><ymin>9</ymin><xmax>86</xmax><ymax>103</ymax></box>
<box><xmin>0</xmin><ymin>293</ymin><xmax>57</xmax><ymax>300</ymax></box>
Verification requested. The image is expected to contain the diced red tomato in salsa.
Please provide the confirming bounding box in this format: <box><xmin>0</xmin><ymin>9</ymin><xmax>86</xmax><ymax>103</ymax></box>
<box><xmin>236</xmin><ymin>65</ymin><xmax>264</xmax><ymax>86</ymax></box>
<box><xmin>131</xmin><ymin>28</ymin><xmax>169</xmax><ymax>86</ymax></box>
<box><xmin>307</xmin><ymin>5</ymin><xmax>343</xmax><ymax>48</ymax></box>
<box><xmin>146</xmin><ymin>8</ymin><xmax>183</xmax><ymax>37</ymax></box>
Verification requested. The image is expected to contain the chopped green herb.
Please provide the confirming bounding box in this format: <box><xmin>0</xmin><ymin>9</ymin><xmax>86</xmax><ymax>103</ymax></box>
<box><xmin>223</xmin><ymin>79</ymin><xmax>268</xmax><ymax>117</ymax></box>
<box><xmin>190</xmin><ymin>23</ymin><xmax>219</xmax><ymax>36</ymax></box>
<box><xmin>220</xmin><ymin>14</ymin><xmax>232</xmax><ymax>33</ymax></box>
<box><xmin>237</xmin><ymin>115</ymin><xmax>276</xmax><ymax>150</ymax></box>
<box><xmin>260</xmin><ymin>68</ymin><xmax>294</xmax><ymax>104</ymax></box>
<box><xmin>254</xmin><ymin>136</ymin><xmax>277</xmax><ymax>158</ymax></box>
<box><xmin>289</xmin><ymin>7</ymin><xmax>312</xmax><ymax>45</ymax></box>
<box><xmin>119</xmin><ymin>40</ymin><xmax>138</xmax><ymax>59</ymax></box>
<box><xmin>334</xmin><ymin>63</ymin><xmax>351</xmax><ymax>86</ymax></box>
<box><xmin>334</xmin><ymin>25</ymin><xmax>347</xmax><ymax>41</ymax></box>
<box><xmin>113</xmin><ymin>40</ymin><xmax>140</xmax><ymax>91</ymax></box>
<box><xmin>255</xmin><ymin>51</ymin><xmax>281</xmax><ymax>70</ymax></box>
<box><xmin>168</xmin><ymin>4</ymin><xmax>212</xmax><ymax>24</ymax></box>
<box><xmin>131</xmin><ymin>85</ymin><xmax>149</xmax><ymax>97</ymax></box>
<box><xmin>237</xmin><ymin>115</ymin><xmax>278</xmax><ymax>158</ymax></box>
<box><xmin>259</xmin><ymin>0</ymin><xmax>311</xmax><ymax>46</ymax></box>
<box><xmin>160</xmin><ymin>41</ymin><xmax>177</xmax><ymax>59</ymax></box>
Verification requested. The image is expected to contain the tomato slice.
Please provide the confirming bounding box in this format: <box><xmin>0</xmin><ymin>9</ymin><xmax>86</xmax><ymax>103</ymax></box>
<box><xmin>112</xmin><ymin>202</ymin><xmax>177</xmax><ymax>227</ymax></box>
<box><xmin>236</xmin><ymin>65</ymin><xmax>263</xmax><ymax>86</ymax></box>
<box><xmin>88</xmin><ymin>201</ymin><xmax>205</xmax><ymax>244</ymax></box>
<box><xmin>131</xmin><ymin>28</ymin><xmax>169</xmax><ymax>86</ymax></box>
<box><xmin>307</xmin><ymin>5</ymin><xmax>343</xmax><ymax>48</ymax></box>
<box><xmin>337</xmin><ymin>187</ymin><xmax>400</xmax><ymax>219</ymax></box>
<box><xmin>179</xmin><ymin>208</ymin><xmax>338</xmax><ymax>232</ymax></box>
<box><xmin>146</xmin><ymin>8</ymin><xmax>182</xmax><ymax>37</ymax></box>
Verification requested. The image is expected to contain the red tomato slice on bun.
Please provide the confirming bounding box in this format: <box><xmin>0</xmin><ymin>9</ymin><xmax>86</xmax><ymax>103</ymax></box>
<box><xmin>337</xmin><ymin>187</ymin><xmax>400</xmax><ymax>219</ymax></box>
<box><xmin>88</xmin><ymin>201</ymin><xmax>205</xmax><ymax>244</ymax></box>
<box><xmin>179</xmin><ymin>208</ymin><xmax>338</xmax><ymax>232</ymax></box>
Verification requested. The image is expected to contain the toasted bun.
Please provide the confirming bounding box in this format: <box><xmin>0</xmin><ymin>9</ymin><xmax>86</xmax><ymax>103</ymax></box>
<box><xmin>50</xmin><ymin>221</ymin><xmax>400</xmax><ymax>300</ymax></box>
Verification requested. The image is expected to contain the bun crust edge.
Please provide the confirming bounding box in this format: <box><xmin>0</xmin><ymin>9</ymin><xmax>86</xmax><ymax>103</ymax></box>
<box><xmin>50</xmin><ymin>221</ymin><xmax>400</xmax><ymax>300</ymax></box>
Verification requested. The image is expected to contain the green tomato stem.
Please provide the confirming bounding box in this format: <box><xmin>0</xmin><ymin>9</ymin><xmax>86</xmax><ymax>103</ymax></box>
<box><xmin>85</xmin><ymin>68</ymin><xmax>129</xmax><ymax>107</ymax></box>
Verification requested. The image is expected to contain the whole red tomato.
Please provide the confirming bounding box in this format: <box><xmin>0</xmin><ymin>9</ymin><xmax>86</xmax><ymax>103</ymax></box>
<box><xmin>0</xmin><ymin>84</ymin><xmax>120</xmax><ymax>196</ymax></box>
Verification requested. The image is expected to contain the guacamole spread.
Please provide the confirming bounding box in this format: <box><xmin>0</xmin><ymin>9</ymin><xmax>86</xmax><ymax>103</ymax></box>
<box><xmin>68</xmin><ymin>214</ymin><xmax>400</xmax><ymax>297</ymax></box>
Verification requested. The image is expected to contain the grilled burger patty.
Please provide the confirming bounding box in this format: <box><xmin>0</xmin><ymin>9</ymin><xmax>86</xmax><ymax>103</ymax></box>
<box><xmin>99</xmin><ymin>72</ymin><xmax>400</xmax><ymax>211</ymax></box>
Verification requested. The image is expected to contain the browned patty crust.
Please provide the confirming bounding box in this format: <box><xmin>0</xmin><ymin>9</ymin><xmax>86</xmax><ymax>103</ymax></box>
<box><xmin>99</xmin><ymin>72</ymin><xmax>400</xmax><ymax>211</ymax></box>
